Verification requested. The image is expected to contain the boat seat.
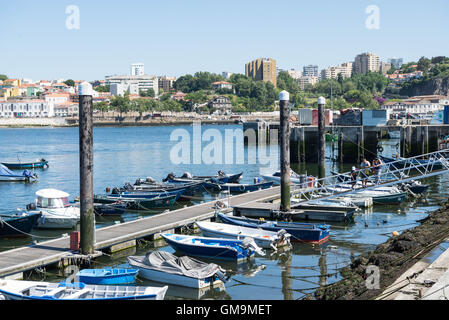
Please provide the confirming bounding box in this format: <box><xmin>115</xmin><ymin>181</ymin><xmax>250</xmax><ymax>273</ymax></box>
<box><xmin>62</xmin><ymin>288</ymin><xmax>91</xmax><ymax>299</ymax></box>
<box><xmin>40</xmin><ymin>287</ymin><xmax>67</xmax><ymax>298</ymax></box>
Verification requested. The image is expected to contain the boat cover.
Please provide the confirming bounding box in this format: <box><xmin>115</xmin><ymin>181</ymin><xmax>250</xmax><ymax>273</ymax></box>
<box><xmin>128</xmin><ymin>251</ymin><xmax>227</xmax><ymax>280</ymax></box>
<box><xmin>0</xmin><ymin>164</ymin><xmax>15</xmax><ymax>176</ymax></box>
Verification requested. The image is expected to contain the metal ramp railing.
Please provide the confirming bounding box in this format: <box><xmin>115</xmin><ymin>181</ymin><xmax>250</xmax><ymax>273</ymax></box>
<box><xmin>290</xmin><ymin>149</ymin><xmax>449</xmax><ymax>203</ymax></box>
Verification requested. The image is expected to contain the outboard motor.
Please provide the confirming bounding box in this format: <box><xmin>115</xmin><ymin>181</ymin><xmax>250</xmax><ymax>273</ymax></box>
<box><xmin>218</xmin><ymin>170</ymin><xmax>226</xmax><ymax>176</ymax></box>
<box><xmin>241</xmin><ymin>237</ymin><xmax>265</xmax><ymax>256</ymax></box>
<box><xmin>111</xmin><ymin>187</ymin><xmax>121</xmax><ymax>195</ymax></box>
<box><xmin>181</xmin><ymin>172</ymin><xmax>193</xmax><ymax>179</ymax></box>
<box><xmin>145</xmin><ymin>176</ymin><xmax>156</xmax><ymax>184</ymax></box>
<box><xmin>162</xmin><ymin>173</ymin><xmax>175</xmax><ymax>182</ymax></box>
<box><xmin>276</xmin><ymin>229</ymin><xmax>291</xmax><ymax>247</ymax></box>
<box><xmin>134</xmin><ymin>179</ymin><xmax>142</xmax><ymax>186</ymax></box>
<box><xmin>124</xmin><ymin>183</ymin><xmax>134</xmax><ymax>191</ymax></box>
<box><xmin>26</xmin><ymin>203</ymin><xmax>36</xmax><ymax>211</ymax></box>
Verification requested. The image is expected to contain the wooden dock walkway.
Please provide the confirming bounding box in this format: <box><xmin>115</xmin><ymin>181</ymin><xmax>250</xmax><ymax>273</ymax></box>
<box><xmin>0</xmin><ymin>186</ymin><xmax>283</xmax><ymax>278</ymax></box>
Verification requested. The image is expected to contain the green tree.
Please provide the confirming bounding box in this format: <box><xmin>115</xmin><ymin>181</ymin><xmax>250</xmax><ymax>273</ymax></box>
<box><xmin>94</xmin><ymin>85</ymin><xmax>110</xmax><ymax>92</ymax></box>
<box><xmin>0</xmin><ymin>74</ymin><xmax>8</xmax><ymax>81</ymax></box>
<box><xmin>110</xmin><ymin>93</ymin><xmax>130</xmax><ymax>119</ymax></box>
<box><xmin>93</xmin><ymin>101</ymin><xmax>109</xmax><ymax>117</ymax></box>
<box><xmin>64</xmin><ymin>79</ymin><xmax>75</xmax><ymax>87</ymax></box>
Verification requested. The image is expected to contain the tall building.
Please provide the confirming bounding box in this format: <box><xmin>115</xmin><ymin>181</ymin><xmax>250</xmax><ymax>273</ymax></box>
<box><xmin>245</xmin><ymin>58</ymin><xmax>277</xmax><ymax>87</ymax></box>
<box><xmin>320</xmin><ymin>62</ymin><xmax>353</xmax><ymax>80</ymax></box>
<box><xmin>222</xmin><ymin>71</ymin><xmax>234</xmax><ymax>80</ymax></box>
<box><xmin>303</xmin><ymin>65</ymin><xmax>319</xmax><ymax>77</ymax></box>
<box><xmin>389</xmin><ymin>58</ymin><xmax>404</xmax><ymax>69</ymax></box>
<box><xmin>105</xmin><ymin>74</ymin><xmax>159</xmax><ymax>96</ymax></box>
<box><xmin>353</xmin><ymin>52</ymin><xmax>380</xmax><ymax>75</ymax></box>
<box><xmin>131</xmin><ymin>63</ymin><xmax>144</xmax><ymax>76</ymax></box>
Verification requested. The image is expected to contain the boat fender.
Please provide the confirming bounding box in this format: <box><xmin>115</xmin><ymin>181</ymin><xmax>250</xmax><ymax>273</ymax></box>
<box><xmin>377</xmin><ymin>146</ymin><xmax>384</xmax><ymax>152</ymax></box>
<box><xmin>239</xmin><ymin>185</ymin><xmax>245</xmax><ymax>192</ymax></box>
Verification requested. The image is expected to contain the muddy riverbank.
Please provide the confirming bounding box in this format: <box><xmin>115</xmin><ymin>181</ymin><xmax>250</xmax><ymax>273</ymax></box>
<box><xmin>314</xmin><ymin>199</ymin><xmax>449</xmax><ymax>300</ymax></box>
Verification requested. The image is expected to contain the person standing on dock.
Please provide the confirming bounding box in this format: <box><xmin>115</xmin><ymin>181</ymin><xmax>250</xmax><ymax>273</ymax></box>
<box><xmin>372</xmin><ymin>157</ymin><xmax>383</xmax><ymax>184</ymax></box>
<box><xmin>360</xmin><ymin>157</ymin><xmax>371</xmax><ymax>187</ymax></box>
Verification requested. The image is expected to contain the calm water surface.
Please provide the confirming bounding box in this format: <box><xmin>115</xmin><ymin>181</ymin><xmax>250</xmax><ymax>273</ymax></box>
<box><xmin>0</xmin><ymin>125</ymin><xmax>447</xmax><ymax>300</ymax></box>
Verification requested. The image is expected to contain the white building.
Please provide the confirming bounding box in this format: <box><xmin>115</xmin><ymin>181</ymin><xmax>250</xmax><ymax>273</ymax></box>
<box><xmin>105</xmin><ymin>74</ymin><xmax>159</xmax><ymax>96</ymax></box>
<box><xmin>0</xmin><ymin>100</ymin><xmax>54</xmax><ymax>118</ymax></box>
<box><xmin>321</xmin><ymin>63</ymin><xmax>353</xmax><ymax>80</ymax></box>
<box><xmin>298</xmin><ymin>76</ymin><xmax>318</xmax><ymax>90</ymax></box>
<box><xmin>43</xmin><ymin>93</ymin><xmax>70</xmax><ymax>104</ymax></box>
<box><xmin>131</xmin><ymin>63</ymin><xmax>144</xmax><ymax>76</ymax></box>
<box><xmin>381</xmin><ymin>95</ymin><xmax>449</xmax><ymax>114</ymax></box>
<box><xmin>303</xmin><ymin>65</ymin><xmax>319</xmax><ymax>77</ymax></box>
<box><xmin>222</xmin><ymin>71</ymin><xmax>234</xmax><ymax>79</ymax></box>
<box><xmin>353</xmin><ymin>52</ymin><xmax>380</xmax><ymax>75</ymax></box>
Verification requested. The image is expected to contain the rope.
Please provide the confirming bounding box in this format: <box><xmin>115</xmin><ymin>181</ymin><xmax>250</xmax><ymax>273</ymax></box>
<box><xmin>0</xmin><ymin>217</ymin><xmax>58</xmax><ymax>239</ymax></box>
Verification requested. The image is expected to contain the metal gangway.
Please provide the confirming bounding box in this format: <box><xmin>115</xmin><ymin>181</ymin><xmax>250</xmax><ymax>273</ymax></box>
<box><xmin>291</xmin><ymin>149</ymin><xmax>449</xmax><ymax>203</ymax></box>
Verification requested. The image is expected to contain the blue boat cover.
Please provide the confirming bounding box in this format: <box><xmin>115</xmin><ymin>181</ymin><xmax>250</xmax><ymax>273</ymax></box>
<box><xmin>0</xmin><ymin>164</ymin><xmax>15</xmax><ymax>176</ymax></box>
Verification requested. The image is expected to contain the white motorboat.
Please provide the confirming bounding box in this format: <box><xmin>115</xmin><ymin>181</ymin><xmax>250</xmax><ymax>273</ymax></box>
<box><xmin>0</xmin><ymin>279</ymin><xmax>167</xmax><ymax>300</ymax></box>
<box><xmin>27</xmin><ymin>188</ymin><xmax>80</xmax><ymax>229</ymax></box>
<box><xmin>195</xmin><ymin>221</ymin><xmax>291</xmax><ymax>249</ymax></box>
<box><xmin>261</xmin><ymin>170</ymin><xmax>316</xmax><ymax>187</ymax></box>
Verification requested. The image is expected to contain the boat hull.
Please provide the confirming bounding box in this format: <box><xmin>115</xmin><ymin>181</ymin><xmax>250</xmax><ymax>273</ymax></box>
<box><xmin>0</xmin><ymin>213</ymin><xmax>42</xmax><ymax>237</ymax></box>
<box><xmin>77</xmin><ymin>269</ymin><xmax>138</xmax><ymax>285</ymax></box>
<box><xmin>1</xmin><ymin>161</ymin><xmax>48</xmax><ymax>170</ymax></box>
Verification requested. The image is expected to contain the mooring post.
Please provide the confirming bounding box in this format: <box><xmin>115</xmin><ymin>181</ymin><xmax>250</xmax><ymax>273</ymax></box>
<box><xmin>317</xmin><ymin>97</ymin><xmax>326</xmax><ymax>179</ymax></box>
<box><xmin>78</xmin><ymin>82</ymin><xmax>95</xmax><ymax>255</ymax></box>
<box><xmin>279</xmin><ymin>90</ymin><xmax>291</xmax><ymax>212</ymax></box>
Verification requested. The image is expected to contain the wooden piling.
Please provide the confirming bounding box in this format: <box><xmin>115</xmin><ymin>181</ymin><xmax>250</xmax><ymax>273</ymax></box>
<box><xmin>279</xmin><ymin>90</ymin><xmax>291</xmax><ymax>212</ymax></box>
<box><xmin>78</xmin><ymin>82</ymin><xmax>95</xmax><ymax>255</ymax></box>
<box><xmin>317</xmin><ymin>97</ymin><xmax>326</xmax><ymax>179</ymax></box>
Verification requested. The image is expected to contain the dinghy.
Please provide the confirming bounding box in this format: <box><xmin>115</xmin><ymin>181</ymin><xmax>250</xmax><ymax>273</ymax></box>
<box><xmin>0</xmin><ymin>212</ymin><xmax>42</xmax><ymax>237</ymax></box>
<box><xmin>128</xmin><ymin>251</ymin><xmax>228</xmax><ymax>289</ymax></box>
<box><xmin>76</xmin><ymin>268</ymin><xmax>138</xmax><ymax>285</ymax></box>
<box><xmin>161</xmin><ymin>233</ymin><xmax>264</xmax><ymax>261</ymax></box>
<box><xmin>195</xmin><ymin>221</ymin><xmax>291</xmax><ymax>249</ymax></box>
<box><xmin>0</xmin><ymin>164</ymin><xmax>38</xmax><ymax>182</ymax></box>
<box><xmin>0</xmin><ymin>279</ymin><xmax>167</xmax><ymax>300</ymax></box>
<box><xmin>1</xmin><ymin>158</ymin><xmax>49</xmax><ymax>170</ymax></box>
<box><xmin>203</xmin><ymin>181</ymin><xmax>274</xmax><ymax>193</ymax></box>
<box><xmin>216</xmin><ymin>212</ymin><xmax>330</xmax><ymax>244</ymax></box>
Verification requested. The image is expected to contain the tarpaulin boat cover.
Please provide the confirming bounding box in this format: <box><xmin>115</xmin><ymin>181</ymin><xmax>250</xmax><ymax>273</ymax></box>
<box><xmin>0</xmin><ymin>164</ymin><xmax>15</xmax><ymax>176</ymax></box>
<box><xmin>128</xmin><ymin>251</ymin><xmax>226</xmax><ymax>280</ymax></box>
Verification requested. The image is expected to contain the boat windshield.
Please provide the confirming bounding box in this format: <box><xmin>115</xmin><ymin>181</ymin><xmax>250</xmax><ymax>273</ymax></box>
<box><xmin>37</xmin><ymin>196</ymin><xmax>69</xmax><ymax>208</ymax></box>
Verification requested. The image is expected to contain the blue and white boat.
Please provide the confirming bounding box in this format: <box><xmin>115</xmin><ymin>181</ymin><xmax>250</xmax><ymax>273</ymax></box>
<box><xmin>108</xmin><ymin>189</ymin><xmax>184</xmax><ymax>201</ymax></box>
<box><xmin>0</xmin><ymin>164</ymin><xmax>37</xmax><ymax>182</ymax></box>
<box><xmin>127</xmin><ymin>251</ymin><xmax>228</xmax><ymax>289</ymax></box>
<box><xmin>76</xmin><ymin>268</ymin><xmax>139</xmax><ymax>285</ymax></box>
<box><xmin>216</xmin><ymin>212</ymin><xmax>330</xmax><ymax>244</ymax></box>
<box><xmin>203</xmin><ymin>181</ymin><xmax>274</xmax><ymax>193</ymax></box>
<box><xmin>0</xmin><ymin>279</ymin><xmax>167</xmax><ymax>300</ymax></box>
<box><xmin>161</xmin><ymin>233</ymin><xmax>264</xmax><ymax>261</ymax></box>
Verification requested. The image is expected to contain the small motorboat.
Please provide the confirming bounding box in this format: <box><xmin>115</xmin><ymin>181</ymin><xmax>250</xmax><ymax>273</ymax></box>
<box><xmin>1</xmin><ymin>158</ymin><xmax>49</xmax><ymax>170</ymax></box>
<box><xmin>127</xmin><ymin>251</ymin><xmax>228</xmax><ymax>289</ymax></box>
<box><xmin>93</xmin><ymin>203</ymin><xmax>127</xmax><ymax>216</ymax></box>
<box><xmin>326</xmin><ymin>183</ymin><xmax>407</xmax><ymax>204</ymax></box>
<box><xmin>0</xmin><ymin>279</ymin><xmax>167</xmax><ymax>300</ymax></box>
<box><xmin>0</xmin><ymin>164</ymin><xmax>38</xmax><ymax>182</ymax></box>
<box><xmin>195</xmin><ymin>221</ymin><xmax>291</xmax><ymax>249</ymax></box>
<box><xmin>0</xmin><ymin>212</ymin><xmax>42</xmax><ymax>237</ymax></box>
<box><xmin>161</xmin><ymin>233</ymin><xmax>264</xmax><ymax>261</ymax></box>
<box><xmin>26</xmin><ymin>189</ymin><xmax>80</xmax><ymax>229</ymax></box>
<box><xmin>163</xmin><ymin>171</ymin><xmax>243</xmax><ymax>184</ymax></box>
<box><xmin>216</xmin><ymin>212</ymin><xmax>330</xmax><ymax>244</ymax></box>
<box><xmin>76</xmin><ymin>268</ymin><xmax>139</xmax><ymax>285</ymax></box>
<box><xmin>261</xmin><ymin>170</ymin><xmax>316</xmax><ymax>187</ymax></box>
<box><xmin>203</xmin><ymin>181</ymin><xmax>274</xmax><ymax>193</ymax></box>
<box><xmin>94</xmin><ymin>194</ymin><xmax>177</xmax><ymax>210</ymax></box>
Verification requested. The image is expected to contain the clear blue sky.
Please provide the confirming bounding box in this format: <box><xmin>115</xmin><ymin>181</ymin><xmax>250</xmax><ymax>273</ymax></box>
<box><xmin>1</xmin><ymin>0</ymin><xmax>448</xmax><ymax>81</ymax></box>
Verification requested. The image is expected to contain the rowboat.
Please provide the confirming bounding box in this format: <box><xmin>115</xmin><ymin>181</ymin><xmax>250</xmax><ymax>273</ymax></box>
<box><xmin>26</xmin><ymin>189</ymin><xmax>80</xmax><ymax>229</ymax></box>
<box><xmin>93</xmin><ymin>203</ymin><xmax>127</xmax><ymax>216</ymax></box>
<box><xmin>163</xmin><ymin>171</ymin><xmax>243</xmax><ymax>184</ymax></box>
<box><xmin>76</xmin><ymin>268</ymin><xmax>139</xmax><ymax>285</ymax></box>
<box><xmin>203</xmin><ymin>181</ymin><xmax>274</xmax><ymax>193</ymax></box>
<box><xmin>161</xmin><ymin>233</ymin><xmax>264</xmax><ymax>261</ymax></box>
<box><xmin>0</xmin><ymin>212</ymin><xmax>42</xmax><ymax>237</ymax></box>
<box><xmin>127</xmin><ymin>251</ymin><xmax>228</xmax><ymax>288</ymax></box>
<box><xmin>0</xmin><ymin>164</ymin><xmax>38</xmax><ymax>182</ymax></box>
<box><xmin>1</xmin><ymin>158</ymin><xmax>49</xmax><ymax>170</ymax></box>
<box><xmin>195</xmin><ymin>221</ymin><xmax>291</xmax><ymax>249</ymax></box>
<box><xmin>216</xmin><ymin>212</ymin><xmax>330</xmax><ymax>244</ymax></box>
<box><xmin>125</xmin><ymin>194</ymin><xmax>177</xmax><ymax>210</ymax></box>
<box><xmin>0</xmin><ymin>279</ymin><xmax>167</xmax><ymax>300</ymax></box>
<box><xmin>109</xmin><ymin>188</ymin><xmax>184</xmax><ymax>201</ymax></box>
<box><xmin>261</xmin><ymin>170</ymin><xmax>316</xmax><ymax>187</ymax></box>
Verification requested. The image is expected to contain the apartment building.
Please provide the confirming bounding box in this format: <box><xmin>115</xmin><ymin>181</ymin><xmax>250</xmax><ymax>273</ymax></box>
<box><xmin>245</xmin><ymin>58</ymin><xmax>277</xmax><ymax>87</ymax></box>
<box><xmin>353</xmin><ymin>52</ymin><xmax>380</xmax><ymax>74</ymax></box>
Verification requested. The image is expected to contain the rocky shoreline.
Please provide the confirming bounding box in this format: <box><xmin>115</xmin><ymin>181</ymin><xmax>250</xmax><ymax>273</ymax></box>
<box><xmin>314</xmin><ymin>199</ymin><xmax>449</xmax><ymax>300</ymax></box>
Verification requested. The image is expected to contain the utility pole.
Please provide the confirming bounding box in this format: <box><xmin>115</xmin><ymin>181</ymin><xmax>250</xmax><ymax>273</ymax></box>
<box><xmin>279</xmin><ymin>90</ymin><xmax>291</xmax><ymax>212</ymax></box>
<box><xmin>317</xmin><ymin>97</ymin><xmax>326</xmax><ymax>180</ymax></box>
<box><xmin>78</xmin><ymin>82</ymin><xmax>95</xmax><ymax>255</ymax></box>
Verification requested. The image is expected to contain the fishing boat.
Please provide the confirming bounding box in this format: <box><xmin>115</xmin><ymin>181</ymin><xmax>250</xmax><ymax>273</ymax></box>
<box><xmin>0</xmin><ymin>164</ymin><xmax>38</xmax><ymax>182</ymax></box>
<box><xmin>195</xmin><ymin>221</ymin><xmax>291</xmax><ymax>249</ymax></box>
<box><xmin>125</xmin><ymin>194</ymin><xmax>177</xmax><ymax>210</ymax></box>
<box><xmin>161</xmin><ymin>233</ymin><xmax>264</xmax><ymax>261</ymax></box>
<box><xmin>26</xmin><ymin>189</ymin><xmax>80</xmax><ymax>229</ymax></box>
<box><xmin>76</xmin><ymin>268</ymin><xmax>139</xmax><ymax>285</ymax></box>
<box><xmin>109</xmin><ymin>188</ymin><xmax>184</xmax><ymax>201</ymax></box>
<box><xmin>203</xmin><ymin>181</ymin><xmax>274</xmax><ymax>193</ymax></box>
<box><xmin>216</xmin><ymin>212</ymin><xmax>330</xmax><ymax>244</ymax></box>
<box><xmin>127</xmin><ymin>251</ymin><xmax>228</xmax><ymax>289</ymax></box>
<box><xmin>163</xmin><ymin>171</ymin><xmax>243</xmax><ymax>184</ymax></box>
<box><xmin>93</xmin><ymin>203</ymin><xmax>127</xmax><ymax>216</ymax></box>
<box><xmin>1</xmin><ymin>158</ymin><xmax>49</xmax><ymax>170</ymax></box>
<box><xmin>261</xmin><ymin>170</ymin><xmax>316</xmax><ymax>187</ymax></box>
<box><xmin>0</xmin><ymin>212</ymin><xmax>42</xmax><ymax>237</ymax></box>
<box><xmin>0</xmin><ymin>279</ymin><xmax>167</xmax><ymax>300</ymax></box>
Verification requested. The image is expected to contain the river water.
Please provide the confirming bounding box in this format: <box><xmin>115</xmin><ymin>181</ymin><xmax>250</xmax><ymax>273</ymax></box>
<box><xmin>0</xmin><ymin>124</ymin><xmax>447</xmax><ymax>300</ymax></box>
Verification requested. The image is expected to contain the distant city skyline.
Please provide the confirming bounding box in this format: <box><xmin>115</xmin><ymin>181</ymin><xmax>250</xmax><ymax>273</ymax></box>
<box><xmin>1</xmin><ymin>0</ymin><xmax>448</xmax><ymax>81</ymax></box>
